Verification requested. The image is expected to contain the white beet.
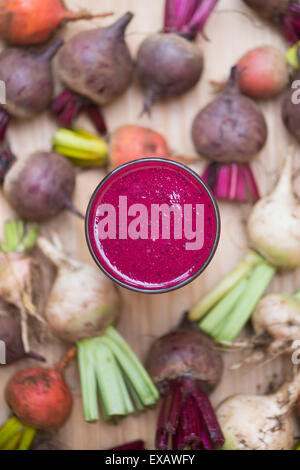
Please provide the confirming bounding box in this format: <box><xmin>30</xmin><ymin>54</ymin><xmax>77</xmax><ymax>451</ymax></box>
<box><xmin>37</xmin><ymin>237</ymin><xmax>120</xmax><ymax>343</ymax></box>
<box><xmin>217</xmin><ymin>374</ymin><xmax>300</xmax><ymax>450</ymax></box>
<box><xmin>253</xmin><ymin>293</ymin><xmax>300</xmax><ymax>341</ymax></box>
<box><xmin>247</xmin><ymin>149</ymin><xmax>300</xmax><ymax>268</ymax></box>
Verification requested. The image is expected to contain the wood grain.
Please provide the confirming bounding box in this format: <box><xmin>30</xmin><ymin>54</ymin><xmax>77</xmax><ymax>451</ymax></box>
<box><xmin>0</xmin><ymin>0</ymin><xmax>298</xmax><ymax>450</ymax></box>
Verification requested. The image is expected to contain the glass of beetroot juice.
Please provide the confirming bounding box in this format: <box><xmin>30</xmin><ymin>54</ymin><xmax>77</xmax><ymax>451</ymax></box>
<box><xmin>85</xmin><ymin>158</ymin><xmax>220</xmax><ymax>293</ymax></box>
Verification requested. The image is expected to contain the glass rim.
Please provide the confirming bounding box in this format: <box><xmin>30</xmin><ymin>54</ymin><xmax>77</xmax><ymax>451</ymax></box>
<box><xmin>85</xmin><ymin>157</ymin><xmax>221</xmax><ymax>294</ymax></box>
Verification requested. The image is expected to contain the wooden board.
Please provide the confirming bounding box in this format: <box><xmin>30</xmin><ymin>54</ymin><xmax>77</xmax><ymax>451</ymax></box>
<box><xmin>0</xmin><ymin>0</ymin><xmax>298</xmax><ymax>450</ymax></box>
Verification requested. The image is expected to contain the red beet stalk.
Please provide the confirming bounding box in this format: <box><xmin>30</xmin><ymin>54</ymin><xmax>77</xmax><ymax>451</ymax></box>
<box><xmin>0</xmin><ymin>109</ymin><xmax>10</xmax><ymax>143</ymax></box>
<box><xmin>52</xmin><ymin>89</ymin><xmax>107</xmax><ymax>136</ymax></box>
<box><xmin>155</xmin><ymin>377</ymin><xmax>224</xmax><ymax>450</ymax></box>
<box><xmin>0</xmin><ymin>146</ymin><xmax>16</xmax><ymax>183</ymax></box>
<box><xmin>280</xmin><ymin>3</ymin><xmax>300</xmax><ymax>44</ymax></box>
<box><xmin>202</xmin><ymin>162</ymin><xmax>260</xmax><ymax>202</ymax></box>
<box><xmin>109</xmin><ymin>441</ymin><xmax>145</xmax><ymax>451</ymax></box>
<box><xmin>164</xmin><ymin>0</ymin><xmax>218</xmax><ymax>39</ymax></box>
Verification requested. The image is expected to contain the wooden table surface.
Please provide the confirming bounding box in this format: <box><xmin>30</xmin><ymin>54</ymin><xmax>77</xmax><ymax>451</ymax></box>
<box><xmin>0</xmin><ymin>0</ymin><xmax>298</xmax><ymax>450</ymax></box>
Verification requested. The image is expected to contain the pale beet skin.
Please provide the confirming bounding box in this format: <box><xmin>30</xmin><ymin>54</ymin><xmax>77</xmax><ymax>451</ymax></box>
<box><xmin>5</xmin><ymin>367</ymin><xmax>72</xmax><ymax>430</ymax></box>
<box><xmin>56</xmin><ymin>13</ymin><xmax>134</xmax><ymax>107</ymax></box>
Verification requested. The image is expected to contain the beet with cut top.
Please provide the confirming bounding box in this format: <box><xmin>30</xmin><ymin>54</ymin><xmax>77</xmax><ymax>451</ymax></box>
<box><xmin>0</xmin><ymin>39</ymin><xmax>63</xmax><ymax>142</ymax></box>
<box><xmin>147</xmin><ymin>327</ymin><xmax>224</xmax><ymax>450</ymax></box>
<box><xmin>192</xmin><ymin>67</ymin><xmax>267</xmax><ymax>203</ymax></box>
<box><xmin>52</xmin><ymin>13</ymin><xmax>134</xmax><ymax>134</ymax></box>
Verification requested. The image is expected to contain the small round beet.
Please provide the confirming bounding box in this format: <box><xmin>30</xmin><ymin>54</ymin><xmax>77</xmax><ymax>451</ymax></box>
<box><xmin>243</xmin><ymin>0</ymin><xmax>290</xmax><ymax>19</ymax></box>
<box><xmin>192</xmin><ymin>67</ymin><xmax>267</xmax><ymax>163</ymax></box>
<box><xmin>5</xmin><ymin>367</ymin><xmax>72</xmax><ymax>430</ymax></box>
<box><xmin>3</xmin><ymin>151</ymin><xmax>80</xmax><ymax>221</ymax></box>
<box><xmin>56</xmin><ymin>13</ymin><xmax>134</xmax><ymax>107</ymax></box>
<box><xmin>137</xmin><ymin>33</ymin><xmax>203</xmax><ymax>113</ymax></box>
<box><xmin>147</xmin><ymin>328</ymin><xmax>222</xmax><ymax>393</ymax></box>
<box><xmin>0</xmin><ymin>39</ymin><xmax>63</xmax><ymax>120</ymax></box>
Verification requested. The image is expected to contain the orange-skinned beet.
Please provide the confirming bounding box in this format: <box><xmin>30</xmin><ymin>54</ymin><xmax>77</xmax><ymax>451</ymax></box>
<box><xmin>110</xmin><ymin>125</ymin><xmax>170</xmax><ymax>168</ymax></box>
<box><xmin>0</xmin><ymin>0</ymin><xmax>112</xmax><ymax>45</ymax></box>
<box><xmin>5</xmin><ymin>367</ymin><xmax>72</xmax><ymax>430</ymax></box>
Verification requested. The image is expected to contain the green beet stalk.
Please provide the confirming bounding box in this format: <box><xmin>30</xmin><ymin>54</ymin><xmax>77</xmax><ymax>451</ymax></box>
<box><xmin>0</xmin><ymin>417</ymin><xmax>24</xmax><ymax>449</ymax></box>
<box><xmin>293</xmin><ymin>288</ymin><xmax>300</xmax><ymax>301</ymax></box>
<box><xmin>17</xmin><ymin>426</ymin><xmax>36</xmax><ymax>451</ymax></box>
<box><xmin>214</xmin><ymin>262</ymin><xmax>276</xmax><ymax>343</ymax></box>
<box><xmin>77</xmin><ymin>327</ymin><xmax>159</xmax><ymax>423</ymax></box>
<box><xmin>189</xmin><ymin>252</ymin><xmax>264</xmax><ymax>322</ymax></box>
<box><xmin>200</xmin><ymin>277</ymin><xmax>249</xmax><ymax>337</ymax></box>
<box><xmin>0</xmin><ymin>220</ymin><xmax>39</xmax><ymax>253</ymax></box>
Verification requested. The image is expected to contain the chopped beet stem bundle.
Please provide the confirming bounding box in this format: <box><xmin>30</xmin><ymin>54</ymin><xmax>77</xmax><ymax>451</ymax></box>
<box><xmin>154</xmin><ymin>377</ymin><xmax>224</xmax><ymax>450</ymax></box>
<box><xmin>202</xmin><ymin>162</ymin><xmax>260</xmax><ymax>202</ymax></box>
<box><xmin>52</xmin><ymin>89</ymin><xmax>108</xmax><ymax>136</ymax></box>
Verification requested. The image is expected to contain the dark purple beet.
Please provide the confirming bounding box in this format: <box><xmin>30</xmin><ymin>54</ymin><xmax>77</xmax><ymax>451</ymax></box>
<box><xmin>243</xmin><ymin>0</ymin><xmax>290</xmax><ymax>18</ymax></box>
<box><xmin>52</xmin><ymin>13</ymin><xmax>134</xmax><ymax>133</ymax></box>
<box><xmin>136</xmin><ymin>0</ymin><xmax>218</xmax><ymax>114</ymax></box>
<box><xmin>147</xmin><ymin>328</ymin><xmax>224</xmax><ymax>450</ymax></box>
<box><xmin>192</xmin><ymin>67</ymin><xmax>268</xmax><ymax>163</ymax></box>
<box><xmin>0</xmin><ymin>39</ymin><xmax>63</xmax><ymax>141</ymax></box>
<box><xmin>2</xmin><ymin>151</ymin><xmax>83</xmax><ymax>221</ymax></box>
<box><xmin>243</xmin><ymin>1</ymin><xmax>300</xmax><ymax>44</ymax></box>
<box><xmin>137</xmin><ymin>34</ymin><xmax>203</xmax><ymax>114</ymax></box>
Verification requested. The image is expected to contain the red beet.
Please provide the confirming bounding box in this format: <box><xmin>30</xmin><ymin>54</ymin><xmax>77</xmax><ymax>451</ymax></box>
<box><xmin>52</xmin><ymin>13</ymin><xmax>134</xmax><ymax>134</ymax></box>
<box><xmin>147</xmin><ymin>327</ymin><xmax>224</xmax><ymax>450</ymax></box>
<box><xmin>192</xmin><ymin>67</ymin><xmax>267</xmax><ymax>203</ymax></box>
<box><xmin>136</xmin><ymin>0</ymin><xmax>218</xmax><ymax>114</ymax></box>
<box><xmin>2</xmin><ymin>151</ymin><xmax>83</xmax><ymax>221</ymax></box>
<box><xmin>5</xmin><ymin>367</ymin><xmax>72</xmax><ymax>430</ymax></box>
<box><xmin>0</xmin><ymin>39</ymin><xmax>63</xmax><ymax>142</ymax></box>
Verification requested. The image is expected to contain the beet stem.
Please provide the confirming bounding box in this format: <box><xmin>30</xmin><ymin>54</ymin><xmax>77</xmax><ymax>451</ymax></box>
<box><xmin>215</xmin><ymin>263</ymin><xmax>275</xmax><ymax>342</ymax></box>
<box><xmin>55</xmin><ymin>347</ymin><xmax>77</xmax><ymax>373</ymax></box>
<box><xmin>181</xmin><ymin>391</ymin><xmax>201</xmax><ymax>445</ymax></box>
<box><xmin>52</xmin><ymin>89</ymin><xmax>85</xmax><ymax>128</ymax></box>
<box><xmin>165</xmin><ymin>380</ymin><xmax>183</xmax><ymax>434</ymax></box>
<box><xmin>37</xmin><ymin>38</ymin><xmax>64</xmax><ymax>61</ymax></box>
<box><xmin>86</xmin><ymin>105</ymin><xmax>108</xmax><ymax>136</ymax></box>
<box><xmin>182</xmin><ymin>0</ymin><xmax>218</xmax><ymax>37</ymax></box>
<box><xmin>156</xmin><ymin>395</ymin><xmax>170</xmax><ymax>449</ymax></box>
<box><xmin>164</xmin><ymin>0</ymin><xmax>200</xmax><ymax>33</ymax></box>
<box><xmin>184</xmin><ymin>379</ymin><xmax>224</xmax><ymax>448</ymax></box>
<box><xmin>0</xmin><ymin>109</ymin><xmax>10</xmax><ymax>143</ymax></box>
<box><xmin>189</xmin><ymin>252</ymin><xmax>264</xmax><ymax>321</ymax></box>
<box><xmin>26</xmin><ymin>351</ymin><xmax>46</xmax><ymax>362</ymax></box>
<box><xmin>64</xmin><ymin>200</ymin><xmax>85</xmax><ymax>220</ymax></box>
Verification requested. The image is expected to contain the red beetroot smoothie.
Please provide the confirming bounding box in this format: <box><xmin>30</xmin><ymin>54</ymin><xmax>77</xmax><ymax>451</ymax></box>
<box><xmin>86</xmin><ymin>159</ymin><xmax>220</xmax><ymax>293</ymax></box>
